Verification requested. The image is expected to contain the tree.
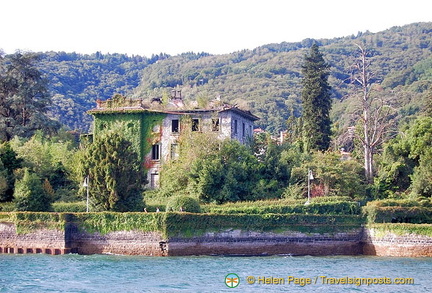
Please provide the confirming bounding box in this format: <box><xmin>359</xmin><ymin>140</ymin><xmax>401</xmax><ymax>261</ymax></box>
<box><xmin>0</xmin><ymin>161</ymin><xmax>8</xmax><ymax>198</ymax></box>
<box><xmin>287</xmin><ymin>151</ymin><xmax>366</xmax><ymax>199</ymax></box>
<box><xmin>252</xmin><ymin>137</ymin><xmax>292</xmax><ymax>199</ymax></box>
<box><xmin>424</xmin><ymin>86</ymin><xmax>432</xmax><ymax>117</ymax></box>
<box><xmin>0</xmin><ymin>142</ymin><xmax>22</xmax><ymax>201</ymax></box>
<box><xmin>10</xmin><ymin>132</ymin><xmax>79</xmax><ymax>202</ymax></box>
<box><xmin>14</xmin><ymin>168</ymin><xmax>52</xmax><ymax>211</ymax></box>
<box><xmin>350</xmin><ymin>44</ymin><xmax>394</xmax><ymax>184</ymax></box>
<box><xmin>190</xmin><ymin>140</ymin><xmax>260</xmax><ymax>204</ymax></box>
<box><xmin>80</xmin><ymin>128</ymin><xmax>145</xmax><ymax>211</ymax></box>
<box><xmin>0</xmin><ymin>52</ymin><xmax>60</xmax><ymax>141</ymax></box>
<box><xmin>301</xmin><ymin>43</ymin><xmax>332</xmax><ymax>152</ymax></box>
<box><xmin>376</xmin><ymin>116</ymin><xmax>432</xmax><ymax>198</ymax></box>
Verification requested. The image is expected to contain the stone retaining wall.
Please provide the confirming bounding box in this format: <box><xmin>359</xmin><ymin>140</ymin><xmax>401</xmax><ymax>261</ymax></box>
<box><xmin>0</xmin><ymin>222</ymin><xmax>70</xmax><ymax>255</ymax></box>
<box><xmin>1</xmin><ymin>221</ymin><xmax>432</xmax><ymax>257</ymax></box>
<box><xmin>71</xmin><ymin>230</ymin><xmax>166</xmax><ymax>256</ymax></box>
<box><xmin>167</xmin><ymin>229</ymin><xmax>363</xmax><ymax>256</ymax></box>
<box><xmin>362</xmin><ymin>228</ymin><xmax>432</xmax><ymax>257</ymax></box>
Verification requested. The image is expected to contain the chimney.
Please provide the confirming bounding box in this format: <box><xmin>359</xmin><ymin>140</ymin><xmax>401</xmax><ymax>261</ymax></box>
<box><xmin>171</xmin><ymin>89</ymin><xmax>182</xmax><ymax>99</ymax></box>
<box><xmin>170</xmin><ymin>89</ymin><xmax>183</xmax><ymax>108</ymax></box>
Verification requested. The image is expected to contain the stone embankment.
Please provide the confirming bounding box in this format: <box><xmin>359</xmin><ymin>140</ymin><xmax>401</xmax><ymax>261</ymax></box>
<box><xmin>1</xmin><ymin>217</ymin><xmax>431</xmax><ymax>257</ymax></box>
<box><xmin>0</xmin><ymin>222</ymin><xmax>70</xmax><ymax>255</ymax></box>
<box><xmin>167</xmin><ymin>229</ymin><xmax>363</xmax><ymax>256</ymax></box>
<box><xmin>362</xmin><ymin>227</ymin><xmax>432</xmax><ymax>257</ymax></box>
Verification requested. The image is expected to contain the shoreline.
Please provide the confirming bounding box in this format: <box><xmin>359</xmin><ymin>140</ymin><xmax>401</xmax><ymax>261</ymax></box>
<box><xmin>1</xmin><ymin>212</ymin><xmax>431</xmax><ymax>257</ymax></box>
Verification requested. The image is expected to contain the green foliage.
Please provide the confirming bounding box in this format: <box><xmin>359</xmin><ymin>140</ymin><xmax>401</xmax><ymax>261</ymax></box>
<box><xmin>0</xmin><ymin>212</ymin><xmax>68</xmax><ymax>234</ymax></box>
<box><xmin>0</xmin><ymin>161</ymin><xmax>7</xmax><ymax>200</ymax></box>
<box><xmin>37</xmin><ymin>51</ymin><xmax>151</xmax><ymax>131</ymax></box>
<box><xmin>368</xmin><ymin>223</ymin><xmax>432</xmax><ymax>238</ymax></box>
<box><xmin>0</xmin><ymin>142</ymin><xmax>22</xmax><ymax>201</ymax></box>
<box><xmin>52</xmin><ymin>201</ymin><xmax>87</xmax><ymax>212</ymax></box>
<box><xmin>166</xmin><ymin>196</ymin><xmax>201</xmax><ymax>213</ymax></box>
<box><xmin>410</xmin><ymin>148</ymin><xmax>432</xmax><ymax>197</ymax></box>
<box><xmin>80</xmin><ymin>125</ymin><xmax>145</xmax><ymax>212</ymax></box>
<box><xmin>202</xmin><ymin>200</ymin><xmax>360</xmax><ymax>215</ymax></box>
<box><xmin>164</xmin><ymin>213</ymin><xmax>363</xmax><ymax>238</ymax></box>
<box><xmin>253</xmin><ymin>140</ymin><xmax>292</xmax><ymax>198</ymax></box>
<box><xmin>92</xmin><ymin>110</ymin><xmax>165</xmax><ymax>163</ymax></box>
<box><xmin>10</xmin><ymin>132</ymin><xmax>79</xmax><ymax>201</ymax></box>
<box><xmin>21</xmin><ymin>23</ymin><xmax>430</xmax><ymax>134</ymax></box>
<box><xmin>375</xmin><ymin>116</ymin><xmax>432</xmax><ymax>198</ymax></box>
<box><xmin>13</xmin><ymin>169</ymin><xmax>52</xmax><ymax>211</ymax></box>
<box><xmin>190</xmin><ymin>140</ymin><xmax>261</xmax><ymax>203</ymax></box>
<box><xmin>0</xmin><ymin>52</ymin><xmax>60</xmax><ymax>141</ymax></box>
<box><xmin>288</xmin><ymin>151</ymin><xmax>366</xmax><ymax>199</ymax></box>
<box><xmin>301</xmin><ymin>44</ymin><xmax>332</xmax><ymax>151</ymax></box>
<box><xmin>0</xmin><ymin>202</ymin><xmax>14</xmax><ymax>212</ymax></box>
<box><xmin>424</xmin><ymin>86</ymin><xmax>432</xmax><ymax>116</ymax></box>
<box><xmin>155</xmin><ymin>126</ymin><xmax>221</xmax><ymax>198</ymax></box>
<box><xmin>363</xmin><ymin>199</ymin><xmax>432</xmax><ymax>224</ymax></box>
<box><xmin>0</xmin><ymin>211</ymin><xmax>363</xmax><ymax>239</ymax></box>
<box><xmin>71</xmin><ymin>212</ymin><xmax>166</xmax><ymax>235</ymax></box>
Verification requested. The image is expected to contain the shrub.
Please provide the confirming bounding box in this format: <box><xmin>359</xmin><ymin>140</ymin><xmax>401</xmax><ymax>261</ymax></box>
<box><xmin>0</xmin><ymin>202</ymin><xmax>15</xmax><ymax>212</ymax></box>
<box><xmin>202</xmin><ymin>200</ymin><xmax>360</xmax><ymax>215</ymax></box>
<box><xmin>166</xmin><ymin>196</ymin><xmax>201</xmax><ymax>213</ymax></box>
<box><xmin>52</xmin><ymin>201</ymin><xmax>87</xmax><ymax>212</ymax></box>
<box><xmin>363</xmin><ymin>199</ymin><xmax>432</xmax><ymax>224</ymax></box>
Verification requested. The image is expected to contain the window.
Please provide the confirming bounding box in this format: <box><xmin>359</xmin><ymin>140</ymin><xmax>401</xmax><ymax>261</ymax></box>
<box><xmin>233</xmin><ymin>119</ymin><xmax>238</xmax><ymax>135</ymax></box>
<box><xmin>171</xmin><ymin>119</ymin><xmax>179</xmax><ymax>133</ymax></box>
<box><xmin>150</xmin><ymin>173</ymin><xmax>159</xmax><ymax>189</ymax></box>
<box><xmin>152</xmin><ymin>120</ymin><xmax>160</xmax><ymax>133</ymax></box>
<box><xmin>242</xmin><ymin>122</ymin><xmax>245</xmax><ymax>137</ymax></box>
<box><xmin>192</xmin><ymin>118</ymin><xmax>200</xmax><ymax>132</ymax></box>
<box><xmin>151</xmin><ymin>144</ymin><xmax>160</xmax><ymax>160</ymax></box>
<box><xmin>170</xmin><ymin>143</ymin><xmax>179</xmax><ymax>160</ymax></box>
<box><xmin>212</xmin><ymin>118</ymin><xmax>220</xmax><ymax>132</ymax></box>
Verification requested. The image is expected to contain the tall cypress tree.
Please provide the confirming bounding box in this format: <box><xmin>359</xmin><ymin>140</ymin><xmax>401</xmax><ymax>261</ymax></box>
<box><xmin>80</xmin><ymin>127</ymin><xmax>146</xmax><ymax>212</ymax></box>
<box><xmin>301</xmin><ymin>43</ymin><xmax>332</xmax><ymax>152</ymax></box>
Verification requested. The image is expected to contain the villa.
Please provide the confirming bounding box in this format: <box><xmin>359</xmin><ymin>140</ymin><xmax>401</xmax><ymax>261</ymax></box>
<box><xmin>88</xmin><ymin>91</ymin><xmax>259</xmax><ymax>188</ymax></box>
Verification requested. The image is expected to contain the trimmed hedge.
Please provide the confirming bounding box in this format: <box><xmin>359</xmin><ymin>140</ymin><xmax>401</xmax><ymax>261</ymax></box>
<box><xmin>0</xmin><ymin>211</ymin><xmax>364</xmax><ymax>238</ymax></box>
<box><xmin>1</xmin><ymin>201</ymin><xmax>88</xmax><ymax>213</ymax></box>
<box><xmin>202</xmin><ymin>201</ymin><xmax>361</xmax><ymax>215</ymax></box>
<box><xmin>363</xmin><ymin>199</ymin><xmax>432</xmax><ymax>224</ymax></box>
<box><xmin>0</xmin><ymin>212</ymin><xmax>67</xmax><ymax>233</ymax></box>
<box><xmin>164</xmin><ymin>213</ymin><xmax>364</xmax><ymax>237</ymax></box>
<box><xmin>166</xmin><ymin>196</ymin><xmax>201</xmax><ymax>213</ymax></box>
<box><xmin>70</xmin><ymin>212</ymin><xmax>166</xmax><ymax>235</ymax></box>
<box><xmin>368</xmin><ymin>223</ymin><xmax>432</xmax><ymax>237</ymax></box>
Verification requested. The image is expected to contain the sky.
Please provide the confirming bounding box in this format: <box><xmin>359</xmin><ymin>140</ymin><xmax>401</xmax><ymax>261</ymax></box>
<box><xmin>1</xmin><ymin>0</ymin><xmax>431</xmax><ymax>57</ymax></box>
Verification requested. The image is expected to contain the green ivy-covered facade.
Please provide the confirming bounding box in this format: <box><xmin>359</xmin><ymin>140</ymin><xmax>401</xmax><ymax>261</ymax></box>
<box><xmin>88</xmin><ymin>94</ymin><xmax>259</xmax><ymax>188</ymax></box>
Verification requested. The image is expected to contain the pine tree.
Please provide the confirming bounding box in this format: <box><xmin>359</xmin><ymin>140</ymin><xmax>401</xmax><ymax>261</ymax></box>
<box><xmin>300</xmin><ymin>44</ymin><xmax>332</xmax><ymax>152</ymax></box>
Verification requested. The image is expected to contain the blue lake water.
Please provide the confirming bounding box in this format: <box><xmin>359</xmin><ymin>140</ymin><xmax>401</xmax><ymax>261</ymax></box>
<box><xmin>0</xmin><ymin>254</ymin><xmax>431</xmax><ymax>292</ymax></box>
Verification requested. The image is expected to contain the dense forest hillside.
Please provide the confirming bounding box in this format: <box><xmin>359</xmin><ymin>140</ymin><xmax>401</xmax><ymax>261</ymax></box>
<box><xmin>36</xmin><ymin>22</ymin><xmax>432</xmax><ymax>133</ymax></box>
<box><xmin>37</xmin><ymin>52</ymin><xmax>170</xmax><ymax>130</ymax></box>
